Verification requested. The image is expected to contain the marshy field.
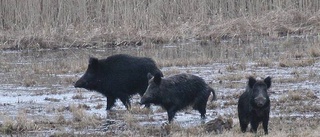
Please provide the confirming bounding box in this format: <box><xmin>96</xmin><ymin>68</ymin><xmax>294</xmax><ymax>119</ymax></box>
<box><xmin>0</xmin><ymin>0</ymin><xmax>320</xmax><ymax>137</ymax></box>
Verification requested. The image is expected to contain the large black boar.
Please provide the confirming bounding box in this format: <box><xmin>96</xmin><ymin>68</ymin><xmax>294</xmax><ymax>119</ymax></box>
<box><xmin>238</xmin><ymin>76</ymin><xmax>271</xmax><ymax>134</ymax></box>
<box><xmin>74</xmin><ymin>54</ymin><xmax>163</xmax><ymax>110</ymax></box>
<box><xmin>140</xmin><ymin>73</ymin><xmax>216</xmax><ymax>123</ymax></box>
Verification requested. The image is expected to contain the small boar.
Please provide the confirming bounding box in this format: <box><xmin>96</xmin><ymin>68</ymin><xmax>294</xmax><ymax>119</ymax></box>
<box><xmin>238</xmin><ymin>76</ymin><xmax>271</xmax><ymax>134</ymax></box>
<box><xmin>140</xmin><ymin>73</ymin><xmax>216</xmax><ymax>122</ymax></box>
<box><xmin>74</xmin><ymin>54</ymin><xmax>163</xmax><ymax>110</ymax></box>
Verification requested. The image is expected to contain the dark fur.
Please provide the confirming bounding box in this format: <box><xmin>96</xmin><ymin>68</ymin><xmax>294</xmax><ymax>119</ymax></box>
<box><xmin>74</xmin><ymin>54</ymin><xmax>163</xmax><ymax>110</ymax></box>
<box><xmin>140</xmin><ymin>73</ymin><xmax>216</xmax><ymax>122</ymax></box>
<box><xmin>238</xmin><ymin>76</ymin><xmax>272</xmax><ymax>134</ymax></box>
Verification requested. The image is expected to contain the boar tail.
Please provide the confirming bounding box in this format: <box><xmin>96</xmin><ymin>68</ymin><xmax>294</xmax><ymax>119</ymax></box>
<box><xmin>209</xmin><ymin>87</ymin><xmax>217</xmax><ymax>101</ymax></box>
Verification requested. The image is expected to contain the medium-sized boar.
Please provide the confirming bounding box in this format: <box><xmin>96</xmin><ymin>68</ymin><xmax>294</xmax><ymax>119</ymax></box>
<box><xmin>74</xmin><ymin>54</ymin><xmax>163</xmax><ymax>110</ymax></box>
<box><xmin>238</xmin><ymin>76</ymin><xmax>271</xmax><ymax>134</ymax></box>
<box><xmin>140</xmin><ymin>73</ymin><xmax>216</xmax><ymax>123</ymax></box>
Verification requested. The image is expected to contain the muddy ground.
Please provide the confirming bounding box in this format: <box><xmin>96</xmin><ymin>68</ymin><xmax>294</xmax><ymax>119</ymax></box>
<box><xmin>0</xmin><ymin>37</ymin><xmax>319</xmax><ymax>136</ymax></box>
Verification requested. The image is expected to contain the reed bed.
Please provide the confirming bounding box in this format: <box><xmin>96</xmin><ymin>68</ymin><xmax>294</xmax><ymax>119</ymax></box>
<box><xmin>0</xmin><ymin>0</ymin><xmax>320</xmax><ymax>49</ymax></box>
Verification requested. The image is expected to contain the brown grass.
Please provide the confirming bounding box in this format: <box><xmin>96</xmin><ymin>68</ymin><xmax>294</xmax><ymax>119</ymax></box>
<box><xmin>278</xmin><ymin>89</ymin><xmax>319</xmax><ymax>103</ymax></box>
<box><xmin>69</xmin><ymin>104</ymin><xmax>102</xmax><ymax>128</ymax></box>
<box><xmin>308</xmin><ymin>45</ymin><xmax>320</xmax><ymax>57</ymax></box>
<box><xmin>279</xmin><ymin>58</ymin><xmax>316</xmax><ymax>67</ymax></box>
<box><xmin>94</xmin><ymin>103</ymin><xmax>104</xmax><ymax>110</ymax></box>
<box><xmin>306</xmin><ymin>90</ymin><xmax>318</xmax><ymax>99</ymax></box>
<box><xmin>1</xmin><ymin>0</ymin><xmax>320</xmax><ymax>50</ymax></box>
<box><xmin>275</xmin><ymin>77</ymin><xmax>308</xmax><ymax>84</ymax></box>
<box><xmin>226</xmin><ymin>62</ymin><xmax>246</xmax><ymax>72</ymax></box>
<box><xmin>72</xmin><ymin>93</ymin><xmax>86</xmax><ymax>100</ymax></box>
<box><xmin>22</xmin><ymin>78</ymin><xmax>37</xmax><ymax>87</ymax></box>
<box><xmin>256</xmin><ymin>58</ymin><xmax>273</xmax><ymax>67</ymax></box>
<box><xmin>0</xmin><ymin>111</ymin><xmax>39</xmax><ymax>134</ymax></box>
<box><xmin>222</xmin><ymin>72</ymin><xmax>244</xmax><ymax>81</ymax></box>
<box><xmin>129</xmin><ymin>105</ymin><xmax>152</xmax><ymax>115</ymax></box>
<box><xmin>288</xmin><ymin>90</ymin><xmax>303</xmax><ymax>101</ymax></box>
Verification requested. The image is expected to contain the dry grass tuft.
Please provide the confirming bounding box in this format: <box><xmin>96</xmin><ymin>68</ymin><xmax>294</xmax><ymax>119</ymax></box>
<box><xmin>157</xmin><ymin>57</ymin><xmax>212</xmax><ymax>67</ymax></box>
<box><xmin>217</xmin><ymin>74</ymin><xmax>243</xmax><ymax>82</ymax></box>
<box><xmin>256</xmin><ymin>58</ymin><xmax>273</xmax><ymax>67</ymax></box>
<box><xmin>129</xmin><ymin>105</ymin><xmax>152</xmax><ymax>115</ymax></box>
<box><xmin>308</xmin><ymin>46</ymin><xmax>320</xmax><ymax>57</ymax></box>
<box><xmin>279</xmin><ymin>58</ymin><xmax>315</xmax><ymax>67</ymax></box>
<box><xmin>72</xmin><ymin>93</ymin><xmax>86</xmax><ymax>100</ymax></box>
<box><xmin>163</xmin><ymin>68</ymin><xmax>181</xmax><ymax>76</ymax></box>
<box><xmin>56</xmin><ymin>106</ymin><xmax>70</xmax><ymax>112</ymax></box>
<box><xmin>55</xmin><ymin>114</ymin><xmax>67</xmax><ymax>125</ymax></box>
<box><xmin>49</xmin><ymin>132</ymin><xmax>75</xmax><ymax>137</ymax></box>
<box><xmin>308</xmin><ymin>70</ymin><xmax>317</xmax><ymax>78</ymax></box>
<box><xmin>223</xmin><ymin>100</ymin><xmax>238</xmax><ymax>107</ymax></box>
<box><xmin>207</xmin><ymin>101</ymin><xmax>218</xmax><ymax>110</ymax></box>
<box><xmin>226</xmin><ymin>64</ymin><xmax>237</xmax><ymax>72</ymax></box>
<box><xmin>0</xmin><ymin>112</ymin><xmax>39</xmax><ymax>134</ymax></box>
<box><xmin>225</xmin><ymin>63</ymin><xmax>247</xmax><ymax>72</ymax></box>
<box><xmin>123</xmin><ymin>112</ymin><xmax>135</xmax><ymax>128</ymax></box>
<box><xmin>23</xmin><ymin>78</ymin><xmax>37</xmax><ymax>87</ymax></box>
<box><xmin>306</xmin><ymin>90</ymin><xmax>318</xmax><ymax>99</ymax></box>
<box><xmin>77</xmin><ymin>104</ymin><xmax>91</xmax><ymax>110</ymax></box>
<box><xmin>94</xmin><ymin>103</ymin><xmax>104</xmax><ymax>110</ymax></box>
<box><xmin>70</xmin><ymin>105</ymin><xmax>102</xmax><ymax>128</ymax></box>
<box><xmin>63</xmin><ymin>77</ymin><xmax>77</xmax><ymax>85</ymax></box>
<box><xmin>279</xmin><ymin>90</ymin><xmax>309</xmax><ymax>103</ymax></box>
<box><xmin>288</xmin><ymin>90</ymin><xmax>303</xmax><ymax>101</ymax></box>
<box><xmin>204</xmin><ymin>116</ymin><xmax>233</xmax><ymax>134</ymax></box>
<box><xmin>275</xmin><ymin>76</ymin><xmax>308</xmax><ymax>84</ymax></box>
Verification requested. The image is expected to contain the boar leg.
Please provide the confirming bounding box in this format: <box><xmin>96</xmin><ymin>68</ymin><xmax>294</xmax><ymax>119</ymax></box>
<box><xmin>250</xmin><ymin>118</ymin><xmax>258</xmax><ymax>133</ymax></box>
<box><xmin>263</xmin><ymin>116</ymin><xmax>269</xmax><ymax>134</ymax></box>
<box><xmin>167</xmin><ymin>107</ymin><xmax>178</xmax><ymax>123</ymax></box>
<box><xmin>119</xmin><ymin>96</ymin><xmax>131</xmax><ymax>110</ymax></box>
<box><xmin>193</xmin><ymin>101</ymin><xmax>206</xmax><ymax>119</ymax></box>
<box><xmin>106</xmin><ymin>96</ymin><xmax>116</xmax><ymax>110</ymax></box>
<box><xmin>239</xmin><ymin>118</ymin><xmax>249</xmax><ymax>133</ymax></box>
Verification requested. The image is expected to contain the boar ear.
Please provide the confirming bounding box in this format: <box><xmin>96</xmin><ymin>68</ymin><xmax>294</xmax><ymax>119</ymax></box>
<box><xmin>153</xmin><ymin>72</ymin><xmax>162</xmax><ymax>85</ymax></box>
<box><xmin>89</xmin><ymin>57</ymin><xmax>99</xmax><ymax>67</ymax></box>
<box><xmin>147</xmin><ymin>73</ymin><xmax>153</xmax><ymax>80</ymax></box>
<box><xmin>264</xmin><ymin>76</ymin><xmax>272</xmax><ymax>89</ymax></box>
<box><xmin>89</xmin><ymin>57</ymin><xmax>99</xmax><ymax>64</ymax></box>
<box><xmin>248</xmin><ymin>76</ymin><xmax>256</xmax><ymax>88</ymax></box>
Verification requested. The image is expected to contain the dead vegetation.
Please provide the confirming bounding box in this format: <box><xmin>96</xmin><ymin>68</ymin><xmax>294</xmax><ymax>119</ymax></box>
<box><xmin>0</xmin><ymin>0</ymin><xmax>320</xmax><ymax>50</ymax></box>
<box><xmin>0</xmin><ymin>111</ymin><xmax>39</xmax><ymax>134</ymax></box>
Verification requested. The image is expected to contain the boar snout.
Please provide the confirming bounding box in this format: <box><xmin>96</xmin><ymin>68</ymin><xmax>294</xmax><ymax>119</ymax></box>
<box><xmin>74</xmin><ymin>79</ymin><xmax>85</xmax><ymax>88</ymax></box>
<box><xmin>254</xmin><ymin>95</ymin><xmax>266</xmax><ymax>107</ymax></box>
